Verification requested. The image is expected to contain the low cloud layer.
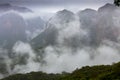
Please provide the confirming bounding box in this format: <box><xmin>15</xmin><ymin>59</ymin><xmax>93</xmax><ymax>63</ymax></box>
<box><xmin>0</xmin><ymin>3</ymin><xmax>120</xmax><ymax>79</ymax></box>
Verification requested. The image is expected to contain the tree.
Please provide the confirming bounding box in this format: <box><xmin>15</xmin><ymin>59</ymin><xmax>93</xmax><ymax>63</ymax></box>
<box><xmin>114</xmin><ymin>0</ymin><xmax>120</xmax><ymax>6</ymax></box>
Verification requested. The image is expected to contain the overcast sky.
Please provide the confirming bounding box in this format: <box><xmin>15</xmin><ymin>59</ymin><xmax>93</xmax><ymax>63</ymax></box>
<box><xmin>0</xmin><ymin>0</ymin><xmax>113</xmax><ymax>6</ymax></box>
<box><xmin>0</xmin><ymin>0</ymin><xmax>113</xmax><ymax>9</ymax></box>
<box><xmin>0</xmin><ymin>0</ymin><xmax>113</xmax><ymax>17</ymax></box>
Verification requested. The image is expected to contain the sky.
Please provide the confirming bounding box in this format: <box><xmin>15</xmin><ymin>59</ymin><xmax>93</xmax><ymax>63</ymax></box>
<box><xmin>0</xmin><ymin>0</ymin><xmax>113</xmax><ymax>10</ymax></box>
<box><xmin>0</xmin><ymin>0</ymin><xmax>113</xmax><ymax>5</ymax></box>
<box><xmin>0</xmin><ymin>0</ymin><xmax>113</xmax><ymax>19</ymax></box>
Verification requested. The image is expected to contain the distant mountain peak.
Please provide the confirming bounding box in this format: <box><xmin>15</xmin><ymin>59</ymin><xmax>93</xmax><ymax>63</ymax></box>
<box><xmin>105</xmin><ymin>3</ymin><xmax>115</xmax><ymax>7</ymax></box>
<box><xmin>98</xmin><ymin>3</ymin><xmax>116</xmax><ymax>12</ymax></box>
<box><xmin>82</xmin><ymin>8</ymin><xmax>96</xmax><ymax>12</ymax></box>
<box><xmin>78</xmin><ymin>8</ymin><xmax>97</xmax><ymax>15</ymax></box>
<box><xmin>57</xmin><ymin>9</ymin><xmax>74</xmax><ymax>16</ymax></box>
<box><xmin>59</xmin><ymin>9</ymin><xmax>72</xmax><ymax>13</ymax></box>
<box><xmin>54</xmin><ymin>9</ymin><xmax>75</xmax><ymax>22</ymax></box>
<box><xmin>77</xmin><ymin>8</ymin><xmax>97</xmax><ymax>18</ymax></box>
<box><xmin>102</xmin><ymin>3</ymin><xmax>116</xmax><ymax>9</ymax></box>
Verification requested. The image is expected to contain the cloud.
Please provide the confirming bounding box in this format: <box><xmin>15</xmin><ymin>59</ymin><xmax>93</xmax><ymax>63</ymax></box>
<box><xmin>0</xmin><ymin>3</ymin><xmax>120</xmax><ymax>79</ymax></box>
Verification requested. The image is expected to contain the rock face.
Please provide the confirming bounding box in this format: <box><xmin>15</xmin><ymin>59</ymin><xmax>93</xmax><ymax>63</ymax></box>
<box><xmin>26</xmin><ymin>17</ymin><xmax>45</xmax><ymax>33</ymax></box>
<box><xmin>55</xmin><ymin>9</ymin><xmax>75</xmax><ymax>23</ymax></box>
<box><xmin>49</xmin><ymin>9</ymin><xmax>76</xmax><ymax>29</ymax></box>
<box><xmin>77</xmin><ymin>9</ymin><xmax>98</xmax><ymax>46</ymax></box>
<box><xmin>31</xmin><ymin>9</ymin><xmax>78</xmax><ymax>48</ymax></box>
<box><xmin>96</xmin><ymin>3</ymin><xmax>119</xmax><ymax>44</ymax></box>
<box><xmin>78</xmin><ymin>9</ymin><xmax>97</xmax><ymax>29</ymax></box>
<box><xmin>26</xmin><ymin>17</ymin><xmax>45</xmax><ymax>40</ymax></box>
<box><xmin>98</xmin><ymin>3</ymin><xmax>117</xmax><ymax>12</ymax></box>
<box><xmin>0</xmin><ymin>12</ymin><xmax>27</xmax><ymax>49</ymax></box>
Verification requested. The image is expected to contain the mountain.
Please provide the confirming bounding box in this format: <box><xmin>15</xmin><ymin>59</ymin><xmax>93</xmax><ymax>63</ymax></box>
<box><xmin>55</xmin><ymin>9</ymin><xmax>75</xmax><ymax>23</ymax></box>
<box><xmin>0</xmin><ymin>12</ymin><xmax>27</xmax><ymax>76</ymax></box>
<box><xmin>31</xmin><ymin>25</ymin><xmax>58</xmax><ymax>48</ymax></box>
<box><xmin>78</xmin><ymin>9</ymin><xmax>97</xmax><ymax>29</ymax></box>
<box><xmin>77</xmin><ymin>5</ymin><xmax>119</xmax><ymax>46</ymax></box>
<box><xmin>0</xmin><ymin>3</ymin><xmax>46</xmax><ymax>48</ymax></box>
<box><xmin>0</xmin><ymin>12</ymin><xmax>27</xmax><ymax>49</ymax></box>
<box><xmin>98</xmin><ymin>3</ymin><xmax>117</xmax><ymax>12</ymax></box>
<box><xmin>31</xmin><ymin>5</ymin><xmax>120</xmax><ymax>49</ymax></box>
<box><xmin>1</xmin><ymin>62</ymin><xmax>120</xmax><ymax>80</ymax></box>
<box><xmin>0</xmin><ymin>3</ymin><xmax>32</xmax><ymax>13</ymax></box>
<box><xmin>26</xmin><ymin>17</ymin><xmax>45</xmax><ymax>32</ymax></box>
<box><xmin>96</xmin><ymin>3</ymin><xmax>119</xmax><ymax>44</ymax></box>
<box><xmin>49</xmin><ymin>9</ymin><xmax>76</xmax><ymax>29</ymax></box>
<box><xmin>77</xmin><ymin>9</ymin><xmax>98</xmax><ymax>46</ymax></box>
<box><xmin>26</xmin><ymin>17</ymin><xmax>46</xmax><ymax>40</ymax></box>
<box><xmin>31</xmin><ymin>9</ymin><xmax>77</xmax><ymax>48</ymax></box>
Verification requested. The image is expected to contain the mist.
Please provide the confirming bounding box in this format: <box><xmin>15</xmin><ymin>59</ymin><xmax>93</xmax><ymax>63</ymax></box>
<box><xmin>0</xmin><ymin>3</ymin><xmax>120</xmax><ymax>79</ymax></box>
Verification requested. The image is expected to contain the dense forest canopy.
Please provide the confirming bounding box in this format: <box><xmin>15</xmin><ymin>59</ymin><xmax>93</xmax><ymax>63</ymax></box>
<box><xmin>1</xmin><ymin>62</ymin><xmax>120</xmax><ymax>80</ymax></box>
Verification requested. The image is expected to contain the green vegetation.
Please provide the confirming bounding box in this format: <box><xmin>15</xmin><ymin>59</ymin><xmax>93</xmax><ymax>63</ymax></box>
<box><xmin>114</xmin><ymin>0</ymin><xmax>120</xmax><ymax>6</ymax></box>
<box><xmin>1</xmin><ymin>62</ymin><xmax>120</xmax><ymax>80</ymax></box>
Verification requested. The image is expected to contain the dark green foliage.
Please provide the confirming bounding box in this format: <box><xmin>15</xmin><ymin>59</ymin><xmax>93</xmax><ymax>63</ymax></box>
<box><xmin>1</xmin><ymin>72</ymin><xmax>63</xmax><ymax>80</ymax></box>
<box><xmin>1</xmin><ymin>62</ymin><xmax>120</xmax><ymax>80</ymax></box>
<box><xmin>114</xmin><ymin>0</ymin><xmax>120</xmax><ymax>6</ymax></box>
